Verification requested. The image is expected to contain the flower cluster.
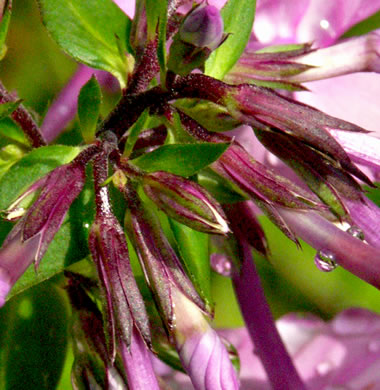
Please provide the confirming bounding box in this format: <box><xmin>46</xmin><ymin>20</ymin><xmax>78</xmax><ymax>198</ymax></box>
<box><xmin>1</xmin><ymin>0</ymin><xmax>380</xmax><ymax>389</ymax></box>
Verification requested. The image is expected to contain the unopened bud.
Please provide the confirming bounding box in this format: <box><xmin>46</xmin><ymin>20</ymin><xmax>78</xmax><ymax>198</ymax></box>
<box><xmin>180</xmin><ymin>3</ymin><xmax>224</xmax><ymax>50</ymax></box>
<box><xmin>142</xmin><ymin>171</ymin><xmax>230</xmax><ymax>235</ymax></box>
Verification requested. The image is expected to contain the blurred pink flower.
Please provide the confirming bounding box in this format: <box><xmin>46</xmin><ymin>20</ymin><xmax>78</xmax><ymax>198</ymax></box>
<box><xmin>160</xmin><ymin>308</ymin><xmax>380</xmax><ymax>390</ymax></box>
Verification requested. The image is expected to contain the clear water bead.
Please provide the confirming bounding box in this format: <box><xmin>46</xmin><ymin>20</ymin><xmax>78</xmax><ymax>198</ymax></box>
<box><xmin>346</xmin><ymin>226</ymin><xmax>365</xmax><ymax>241</ymax></box>
<box><xmin>210</xmin><ymin>254</ymin><xmax>233</xmax><ymax>277</ymax></box>
<box><xmin>314</xmin><ymin>250</ymin><xmax>337</xmax><ymax>272</ymax></box>
<box><xmin>316</xmin><ymin>361</ymin><xmax>334</xmax><ymax>376</ymax></box>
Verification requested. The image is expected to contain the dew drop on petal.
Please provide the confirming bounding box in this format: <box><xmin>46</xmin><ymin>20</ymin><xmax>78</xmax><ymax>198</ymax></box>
<box><xmin>210</xmin><ymin>253</ymin><xmax>233</xmax><ymax>277</ymax></box>
<box><xmin>368</xmin><ymin>340</ymin><xmax>380</xmax><ymax>353</ymax></box>
<box><xmin>314</xmin><ymin>250</ymin><xmax>337</xmax><ymax>272</ymax></box>
<box><xmin>346</xmin><ymin>226</ymin><xmax>365</xmax><ymax>241</ymax></box>
<box><xmin>316</xmin><ymin>361</ymin><xmax>334</xmax><ymax>376</ymax></box>
<box><xmin>319</xmin><ymin>19</ymin><xmax>330</xmax><ymax>30</ymax></box>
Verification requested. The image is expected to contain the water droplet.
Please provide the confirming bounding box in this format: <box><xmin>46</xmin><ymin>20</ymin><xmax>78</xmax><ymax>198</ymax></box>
<box><xmin>316</xmin><ymin>361</ymin><xmax>333</xmax><ymax>376</ymax></box>
<box><xmin>314</xmin><ymin>250</ymin><xmax>337</xmax><ymax>272</ymax></box>
<box><xmin>368</xmin><ymin>340</ymin><xmax>380</xmax><ymax>353</ymax></box>
<box><xmin>210</xmin><ymin>254</ymin><xmax>233</xmax><ymax>277</ymax></box>
<box><xmin>83</xmin><ymin>222</ymin><xmax>90</xmax><ymax>229</ymax></box>
<box><xmin>346</xmin><ymin>226</ymin><xmax>365</xmax><ymax>241</ymax></box>
<box><xmin>320</xmin><ymin>19</ymin><xmax>330</xmax><ymax>30</ymax></box>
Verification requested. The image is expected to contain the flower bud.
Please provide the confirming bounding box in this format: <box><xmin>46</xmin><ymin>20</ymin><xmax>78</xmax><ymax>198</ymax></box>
<box><xmin>223</xmin><ymin>83</ymin><xmax>372</xmax><ymax>186</ymax></box>
<box><xmin>124</xmin><ymin>186</ymin><xmax>207</xmax><ymax>327</ymax></box>
<box><xmin>172</xmin><ymin>290</ymin><xmax>239</xmax><ymax>390</ymax></box>
<box><xmin>180</xmin><ymin>3</ymin><xmax>224</xmax><ymax>50</ymax></box>
<box><xmin>0</xmin><ymin>160</ymin><xmax>87</xmax><ymax>305</ymax></box>
<box><xmin>142</xmin><ymin>171</ymin><xmax>230</xmax><ymax>235</ymax></box>
<box><xmin>214</xmin><ymin>144</ymin><xmax>322</xmax><ymax>210</ymax></box>
<box><xmin>89</xmin><ymin>211</ymin><xmax>151</xmax><ymax>361</ymax></box>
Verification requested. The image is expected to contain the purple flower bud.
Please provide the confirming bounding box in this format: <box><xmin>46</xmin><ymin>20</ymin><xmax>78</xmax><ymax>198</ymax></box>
<box><xmin>180</xmin><ymin>3</ymin><xmax>224</xmax><ymax>49</ymax></box>
<box><xmin>225</xmin><ymin>43</ymin><xmax>314</xmax><ymax>88</ymax></box>
<box><xmin>0</xmin><ymin>227</ymin><xmax>40</xmax><ymax>306</ymax></box>
<box><xmin>21</xmin><ymin>162</ymin><xmax>86</xmax><ymax>267</ymax></box>
<box><xmin>67</xmin><ymin>275</ymin><xmax>130</xmax><ymax>390</ymax></box>
<box><xmin>142</xmin><ymin>171</ymin><xmax>229</xmax><ymax>235</ymax></box>
<box><xmin>125</xmin><ymin>188</ymin><xmax>207</xmax><ymax>326</ymax></box>
<box><xmin>172</xmin><ymin>290</ymin><xmax>239</xmax><ymax>390</ymax></box>
<box><xmin>213</xmin><ymin>143</ymin><xmax>322</xmax><ymax>210</ymax></box>
<box><xmin>89</xmin><ymin>213</ymin><xmax>152</xmax><ymax>360</ymax></box>
<box><xmin>223</xmin><ymin>82</ymin><xmax>373</xmax><ymax>186</ymax></box>
<box><xmin>120</xmin><ymin>327</ymin><xmax>160</xmax><ymax>390</ymax></box>
<box><xmin>0</xmin><ymin>158</ymin><xmax>88</xmax><ymax>305</ymax></box>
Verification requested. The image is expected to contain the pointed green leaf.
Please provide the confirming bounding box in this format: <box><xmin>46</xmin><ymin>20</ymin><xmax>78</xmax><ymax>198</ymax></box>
<box><xmin>123</xmin><ymin>108</ymin><xmax>150</xmax><ymax>157</ymax></box>
<box><xmin>0</xmin><ymin>0</ymin><xmax>11</xmax><ymax>60</ymax></box>
<box><xmin>131</xmin><ymin>142</ymin><xmax>229</xmax><ymax>177</ymax></box>
<box><xmin>145</xmin><ymin>0</ymin><xmax>165</xmax><ymax>39</ymax></box>
<box><xmin>78</xmin><ymin>76</ymin><xmax>102</xmax><ymax>144</ymax></box>
<box><xmin>205</xmin><ymin>0</ymin><xmax>256</xmax><ymax>79</ymax></box>
<box><xmin>0</xmin><ymin>118</ymin><xmax>29</xmax><ymax>146</ymax></box>
<box><xmin>0</xmin><ymin>283</ymin><xmax>69</xmax><ymax>390</ymax></box>
<box><xmin>37</xmin><ymin>0</ymin><xmax>132</xmax><ymax>87</ymax></box>
<box><xmin>157</xmin><ymin>0</ymin><xmax>168</xmax><ymax>84</ymax></box>
<box><xmin>169</xmin><ymin>219</ymin><xmax>213</xmax><ymax>312</ymax></box>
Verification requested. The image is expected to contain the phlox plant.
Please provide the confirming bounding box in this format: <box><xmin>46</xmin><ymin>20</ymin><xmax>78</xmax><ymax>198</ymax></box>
<box><xmin>1</xmin><ymin>0</ymin><xmax>380</xmax><ymax>389</ymax></box>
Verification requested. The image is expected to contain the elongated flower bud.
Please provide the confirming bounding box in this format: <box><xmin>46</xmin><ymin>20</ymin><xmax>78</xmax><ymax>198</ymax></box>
<box><xmin>89</xmin><ymin>152</ymin><xmax>151</xmax><ymax>361</ymax></box>
<box><xmin>89</xmin><ymin>213</ymin><xmax>151</xmax><ymax>358</ymax></box>
<box><xmin>180</xmin><ymin>3</ymin><xmax>224</xmax><ymax>50</ymax></box>
<box><xmin>172</xmin><ymin>289</ymin><xmax>239</xmax><ymax>390</ymax></box>
<box><xmin>0</xmin><ymin>147</ymin><xmax>97</xmax><ymax>305</ymax></box>
<box><xmin>67</xmin><ymin>275</ymin><xmax>129</xmax><ymax>390</ymax></box>
<box><xmin>213</xmin><ymin>143</ymin><xmax>322</xmax><ymax>210</ymax></box>
<box><xmin>223</xmin><ymin>82</ymin><xmax>372</xmax><ymax>186</ymax></box>
<box><xmin>120</xmin><ymin>327</ymin><xmax>160</xmax><ymax>390</ymax></box>
<box><xmin>142</xmin><ymin>171</ymin><xmax>230</xmax><ymax>235</ymax></box>
<box><xmin>124</xmin><ymin>186</ymin><xmax>207</xmax><ymax>326</ymax></box>
<box><xmin>0</xmin><ymin>226</ymin><xmax>40</xmax><ymax>306</ymax></box>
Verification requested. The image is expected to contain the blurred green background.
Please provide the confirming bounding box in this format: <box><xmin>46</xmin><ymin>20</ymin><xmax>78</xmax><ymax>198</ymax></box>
<box><xmin>1</xmin><ymin>1</ymin><xmax>380</xmax><ymax>389</ymax></box>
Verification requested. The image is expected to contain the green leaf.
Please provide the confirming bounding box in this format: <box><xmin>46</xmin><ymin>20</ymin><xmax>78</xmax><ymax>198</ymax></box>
<box><xmin>157</xmin><ymin>0</ymin><xmax>168</xmax><ymax>84</ymax></box>
<box><xmin>78</xmin><ymin>76</ymin><xmax>102</xmax><ymax>144</ymax></box>
<box><xmin>131</xmin><ymin>142</ymin><xmax>229</xmax><ymax>177</ymax></box>
<box><xmin>0</xmin><ymin>100</ymin><xmax>22</xmax><ymax>121</ymax></box>
<box><xmin>169</xmin><ymin>219</ymin><xmax>213</xmax><ymax>312</ymax></box>
<box><xmin>0</xmin><ymin>0</ymin><xmax>12</xmax><ymax>60</ymax></box>
<box><xmin>205</xmin><ymin>0</ymin><xmax>256</xmax><ymax>79</ymax></box>
<box><xmin>0</xmin><ymin>144</ymin><xmax>25</xmax><ymax>181</ymax></box>
<box><xmin>37</xmin><ymin>0</ymin><xmax>131</xmax><ymax>87</ymax></box>
<box><xmin>123</xmin><ymin>108</ymin><xmax>150</xmax><ymax>158</ymax></box>
<box><xmin>145</xmin><ymin>0</ymin><xmax>165</xmax><ymax>39</ymax></box>
<box><xmin>0</xmin><ymin>118</ymin><xmax>29</xmax><ymax>146</ymax></box>
<box><xmin>0</xmin><ymin>145</ymin><xmax>81</xmax><ymax>210</ymax></box>
<box><xmin>342</xmin><ymin>10</ymin><xmax>380</xmax><ymax>38</ymax></box>
<box><xmin>0</xmin><ymin>282</ymin><xmax>69</xmax><ymax>390</ymax></box>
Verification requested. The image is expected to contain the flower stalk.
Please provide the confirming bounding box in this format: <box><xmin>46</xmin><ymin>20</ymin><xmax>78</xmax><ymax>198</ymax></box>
<box><xmin>231</xmin><ymin>233</ymin><xmax>306</xmax><ymax>390</ymax></box>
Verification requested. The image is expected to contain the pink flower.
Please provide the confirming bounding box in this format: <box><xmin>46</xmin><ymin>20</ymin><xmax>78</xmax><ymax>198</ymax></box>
<box><xmin>161</xmin><ymin>308</ymin><xmax>380</xmax><ymax>389</ymax></box>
